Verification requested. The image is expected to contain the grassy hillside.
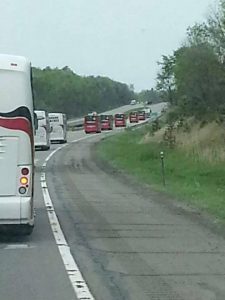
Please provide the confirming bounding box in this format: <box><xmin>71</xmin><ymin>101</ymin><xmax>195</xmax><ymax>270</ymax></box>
<box><xmin>97</xmin><ymin>121</ymin><xmax>225</xmax><ymax>221</ymax></box>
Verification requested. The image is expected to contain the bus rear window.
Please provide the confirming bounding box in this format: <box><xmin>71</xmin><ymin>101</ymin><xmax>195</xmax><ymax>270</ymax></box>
<box><xmin>101</xmin><ymin>115</ymin><xmax>109</xmax><ymax>121</ymax></box>
<box><xmin>115</xmin><ymin>114</ymin><xmax>125</xmax><ymax>119</ymax></box>
<box><xmin>85</xmin><ymin>116</ymin><xmax>96</xmax><ymax>122</ymax></box>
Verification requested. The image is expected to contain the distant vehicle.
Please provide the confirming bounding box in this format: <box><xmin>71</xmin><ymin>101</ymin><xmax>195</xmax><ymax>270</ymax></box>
<box><xmin>84</xmin><ymin>114</ymin><xmax>101</xmax><ymax>133</ymax></box>
<box><xmin>130</xmin><ymin>99</ymin><xmax>137</xmax><ymax>105</ymax></box>
<box><xmin>144</xmin><ymin>108</ymin><xmax>152</xmax><ymax>118</ymax></box>
<box><xmin>34</xmin><ymin>110</ymin><xmax>51</xmax><ymax>150</ymax></box>
<box><xmin>114</xmin><ymin>113</ymin><xmax>126</xmax><ymax>127</ymax></box>
<box><xmin>129</xmin><ymin>111</ymin><xmax>139</xmax><ymax>123</ymax></box>
<box><xmin>49</xmin><ymin>113</ymin><xmax>67</xmax><ymax>143</ymax></box>
<box><xmin>138</xmin><ymin>110</ymin><xmax>146</xmax><ymax>121</ymax></box>
<box><xmin>0</xmin><ymin>54</ymin><xmax>35</xmax><ymax>234</ymax></box>
<box><xmin>100</xmin><ymin>114</ymin><xmax>113</xmax><ymax>130</ymax></box>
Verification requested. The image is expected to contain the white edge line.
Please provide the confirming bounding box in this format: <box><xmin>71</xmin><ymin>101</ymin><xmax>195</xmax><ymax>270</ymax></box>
<box><xmin>41</xmin><ymin>135</ymin><xmax>95</xmax><ymax>300</ymax></box>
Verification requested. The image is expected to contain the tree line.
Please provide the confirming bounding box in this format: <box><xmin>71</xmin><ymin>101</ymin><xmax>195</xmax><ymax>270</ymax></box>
<box><xmin>33</xmin><ymin>66</ymin><xmax>135</xmax><ymax>118</ymax></box>
<box><xmin>156</xmin><ymin>0</ymin><xmax>225</xmax><ymax>121</ymax></box>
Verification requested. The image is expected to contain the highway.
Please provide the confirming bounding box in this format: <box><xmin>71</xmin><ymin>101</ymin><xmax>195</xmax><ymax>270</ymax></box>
<box><xmin>1</xmin><ymin>103</ymin><xmax>225</xmax><ymax>300</ymax></box>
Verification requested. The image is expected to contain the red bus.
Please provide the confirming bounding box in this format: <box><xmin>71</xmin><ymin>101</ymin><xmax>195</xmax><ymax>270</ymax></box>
<box><xmin>138</xmin><ymin>111</ymin><xmax>146</xmax><ymax>121</ymax></box>
<box><xmin>84</xmin><ymin>115</ymin><xmax>101</xmax><ymax>134</ymax></box>
<box><xmin>114</xmin><ymin>113</ymin><xmax>126</xmax><ymax>127</ymax></box>
<box><xmin>129</xmin><ymin>111</ymin><xmax>139</xmax><ymax>123</ymax></box>
<box><xmin>100</xmin><ymin>115</ymin><xmax>113</xmax><ymax>130</ymax></box>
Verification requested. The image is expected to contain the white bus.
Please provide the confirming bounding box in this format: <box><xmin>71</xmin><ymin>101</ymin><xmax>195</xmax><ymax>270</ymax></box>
<box><xmin>49</xmin><ymin>113</ymin><xmax>67</xmax><ymax>144</ymax></box>
<box><xmin>0</xmin><ymin>54</ymin><xmax>35</xmax><ymax>234</ymax></box>
<box><xmin>34</xmin><ymin>110</ymin><xmax>51</xmax><ymax>150</ymax></box>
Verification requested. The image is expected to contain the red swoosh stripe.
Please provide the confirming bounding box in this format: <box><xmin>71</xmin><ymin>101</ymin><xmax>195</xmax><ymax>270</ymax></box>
<box><xmin>0</xmin><ymin>117</ymin><xmax>32</xmax><ymax>141</ymax></box>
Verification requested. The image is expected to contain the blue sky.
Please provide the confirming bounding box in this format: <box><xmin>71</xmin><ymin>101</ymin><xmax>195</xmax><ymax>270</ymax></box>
<box><xmin>0</xmin><ymin>0</ymin><xmax>213</xmax><ymax>90</ymax></box>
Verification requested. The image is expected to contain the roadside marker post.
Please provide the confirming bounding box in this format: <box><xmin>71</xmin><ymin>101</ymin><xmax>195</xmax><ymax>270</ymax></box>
<box><xmin>160</xmin><ymin>151</ymin><xmax>166</xmax><ymax>187</ymax></box>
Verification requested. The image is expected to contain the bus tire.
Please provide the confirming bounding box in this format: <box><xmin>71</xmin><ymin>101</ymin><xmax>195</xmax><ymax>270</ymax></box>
<box><xmin>23</xmin><ymin>224</ymin><xmax>34</xmax><ymax>235</ymax></box>
<box><xmin>13</xmin><ymin>224</ymin><xmax>34</xmax><ymax>235</ymax></box>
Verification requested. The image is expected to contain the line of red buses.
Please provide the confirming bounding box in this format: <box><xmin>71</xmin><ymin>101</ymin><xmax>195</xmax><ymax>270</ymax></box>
<box><xmin>129</xmin><ymin>109</ymin><xmax>152</xmax><ymax>123</ymax></box>
<box><xmin>84</xmin><ymin>113</ymin><xmax>127</xmax><ymax>133</ymax></box>
<box><xmin>84</xmin><ymin>109</ymin><xmax>151</xmax><ymax>134</ymax></box>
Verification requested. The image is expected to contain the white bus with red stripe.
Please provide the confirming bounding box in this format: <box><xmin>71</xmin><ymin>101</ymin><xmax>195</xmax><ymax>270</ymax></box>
<box><xmin>0</xmin><ymin>54</ymin><xmax>35</xmax><ymax>234</ymax></box>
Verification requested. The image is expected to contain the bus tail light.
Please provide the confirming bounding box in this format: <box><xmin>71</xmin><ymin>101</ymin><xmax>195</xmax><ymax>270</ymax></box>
<box><xmin>18</xmin><ymin>166</ymin><xmax>31</xmax><ymax>195</ymax></box>
<box><xmin>21</xmin><ymin>167</ymin><xmax>29</xmax><ymax>175</ymax></box>
<box><xmin>20</xmin><ymin>177</ymin><xmax>28</xmax><ymax>185</ymax></box>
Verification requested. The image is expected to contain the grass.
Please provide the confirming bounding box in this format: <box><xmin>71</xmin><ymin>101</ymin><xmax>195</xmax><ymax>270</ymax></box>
<box><xmin>97</xmin><ymin>128</ymin><xmax>225</xmax><ymax>221</ymax></box>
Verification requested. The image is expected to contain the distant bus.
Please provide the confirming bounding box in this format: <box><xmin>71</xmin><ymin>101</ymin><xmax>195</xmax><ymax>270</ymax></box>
<box><xmin>114</xmin><ymin>113</ymin><xmax>126</xmax><ymax>127</ymax></box>
<box><xmin>34</xmin><ymin>110</ymin><xmax>51</xmax><ymax>150</ymax></box>
<box><xmin>138</xmin><ymin>110</ymin><xmax>146</xmax><ymax>121</ymax></box>
<box><xmin>144</xmin><ymin>108</ymin><xmax>151</xmax><ymax>118</ymax></box>
<box><xmin>129</xmin><ymin>111</ymin><xmax>139</xmax><ymax>123</ymax></box>
<box><xmin>49</xmin><ymin>113</ymin><xmax>67</xmax><ymax>144</ymax></box>
<box><xmin>84</xmin><ymin>115</ymin><xmax>101</xmax><ymax>133</ymax></box>
<box><xmin>100</xmin><ymin>114</ymin><xmax>113</xmax><ymax>130</ymax></box>
<box><xmin>0</xmin><ymin>54</ymin><xmax>35</xmax><ymax>234</ymax></box>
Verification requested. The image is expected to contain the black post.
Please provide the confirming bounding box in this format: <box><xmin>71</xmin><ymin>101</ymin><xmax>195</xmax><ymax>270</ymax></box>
<box><xmin>160</xmin><ymin>151</ymin><xmax>166</xmax><ymax>187</ymax></box>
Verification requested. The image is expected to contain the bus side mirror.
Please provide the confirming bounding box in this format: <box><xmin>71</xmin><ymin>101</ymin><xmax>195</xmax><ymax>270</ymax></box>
<box><xmin>34</xmin><ymin>113</ymin><xmax>38</xmax><ymax>130</ymax></box>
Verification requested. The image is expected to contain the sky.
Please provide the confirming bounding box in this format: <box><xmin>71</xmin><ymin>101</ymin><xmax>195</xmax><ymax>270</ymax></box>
<box><xmin>0</xmin><ymin>0</ymin><xmax>214</xmax><ymax>91</ymax></box>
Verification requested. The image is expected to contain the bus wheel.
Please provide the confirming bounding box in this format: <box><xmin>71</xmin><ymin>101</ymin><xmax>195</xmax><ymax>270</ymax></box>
<box><xmin>14</xmin><ymin>224</ymin><xmax>34</xmax><ymax>235</ymax></box>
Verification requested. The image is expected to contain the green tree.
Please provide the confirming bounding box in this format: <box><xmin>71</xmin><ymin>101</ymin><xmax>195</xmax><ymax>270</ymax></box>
<box><xmin>32</xmin><ymin>67</ymin><xmax>134</xmax><ymax>118</ymax></box>
<box><xmin>175</xmin><ymin>44</ymin><xmax>225</xmax><ymax>118</ymax></box>
<box><xmin>156</xmin><ymin>54</ymin><xmax>176</xmax><ymax>104</ymax></box>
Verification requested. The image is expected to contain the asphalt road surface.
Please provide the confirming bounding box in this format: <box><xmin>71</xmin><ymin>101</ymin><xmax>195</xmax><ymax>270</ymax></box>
<box><xmin>1</xmin><ymin>103</ymin><xmax>225</xmax><ymax>300</ymax></box>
